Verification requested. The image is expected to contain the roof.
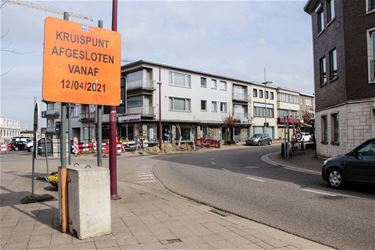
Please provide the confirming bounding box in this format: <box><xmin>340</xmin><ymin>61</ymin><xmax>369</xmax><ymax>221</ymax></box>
<box><xmin>304</xmin><ymin>0</ymin><xmax>320</xmax><ymax>14</ymax></box>
<box><xmin>122</xmin><ymin>60</ymin><xmax>314</xmax><ymax>97</ymax></box>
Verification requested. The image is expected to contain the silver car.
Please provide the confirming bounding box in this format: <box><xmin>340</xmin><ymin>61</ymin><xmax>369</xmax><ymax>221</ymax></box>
<box><xmin>246</xmin><ymin>134</ymin><xmax>272</xmax><ymax>146</ymax></box>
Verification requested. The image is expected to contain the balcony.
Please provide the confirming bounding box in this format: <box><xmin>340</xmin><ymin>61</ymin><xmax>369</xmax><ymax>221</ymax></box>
<box><xmin>233</xmin><ymin>114</ymin><xmax>250</xmax><ymax>124</ymax></box>
<box><xmin>42</xmin><ymin>108</ymin><xmax>59</xmax><ymax>118</ymax></box>
<box><xmin>79</xmin><ymin>112</ymin><xmax>95</xmax><ymax>123</ymax></box>
<box><xmin>232</xmin><ymin>93</ymin><xmax>249</xmax><ymax>102</ymax></box>
<box><xmin>127</xmin><ymin>106</ymin><xmax>154</xmax><ymax>117</ymax></box>
<box><xmin>126</xmin><ymin>80</ymin><xmax>153</xmax><ymax>91</ymax></box>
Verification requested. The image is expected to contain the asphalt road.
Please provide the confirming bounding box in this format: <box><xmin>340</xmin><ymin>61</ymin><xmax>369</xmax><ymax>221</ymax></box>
<box><xmin>153</xmin><ymin>145</ymin><xmax>375</xmax><ymax>250</ymax></box>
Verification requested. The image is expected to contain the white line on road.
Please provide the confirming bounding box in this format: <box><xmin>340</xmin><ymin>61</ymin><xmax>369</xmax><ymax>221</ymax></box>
<box><xmin>222</xmin><ymin>168</ymin><xmax>230</xmax><ymax>172</ymax></box>
<box><xmin>211</xmin><ymin>161</ymin><xmax>217</xmax><ymax>166</ymax></box>
<box><xmin>301</xmin><ymin>188</ymin><xmax>336</xmax><ymax>197</ymax></box>
<box><xmin>244</xmin><ymin>166</ymin><xmax>259</xmax><ymax>169</ymax></box>
<box><xmin>247</xmin><ymin>176</ymin><xmax>265</xmax><ymax>183</ymax></box>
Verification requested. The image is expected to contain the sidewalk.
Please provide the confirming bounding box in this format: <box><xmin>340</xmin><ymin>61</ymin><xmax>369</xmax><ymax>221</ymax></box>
<box><xmin>264</xmin><ymin>148</ymin><xmax>324</xmax><ymax>175</ymax></box>
<box><xmin>0</xmin><ymin>154</ymin><xmax>332</xmax><ymax>249</ymax></box>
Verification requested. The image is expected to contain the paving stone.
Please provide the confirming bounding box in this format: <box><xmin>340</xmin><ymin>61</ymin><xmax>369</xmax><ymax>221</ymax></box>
<box><xmin>73</xmin><ymin>241</ymin><xmax>97</xmax><ymax>249</ymax></box>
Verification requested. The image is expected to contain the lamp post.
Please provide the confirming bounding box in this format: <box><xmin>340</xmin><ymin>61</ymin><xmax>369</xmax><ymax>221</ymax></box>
<box><xmin>157</xmin><ymin>67</ymin><xmax>163</xmax><ymax>151</ymax></box>
<box><xmin>261</xmin><ymin>81</ymin><xmax>272</xmax><ymax>134</ymax></box>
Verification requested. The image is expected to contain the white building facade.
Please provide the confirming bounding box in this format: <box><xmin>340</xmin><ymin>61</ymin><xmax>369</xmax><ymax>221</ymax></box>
<box><xmin>48</xmin><ymin>61</ymin><xmax>315</xmax><ymax>144</ymax></box>
<box><xmin>0</xmin><ymin>117</ymin><xmax>21</xmax><ymax>144</ymax></box>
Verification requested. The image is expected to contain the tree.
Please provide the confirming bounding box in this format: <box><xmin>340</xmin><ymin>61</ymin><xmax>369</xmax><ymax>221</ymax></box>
<box><xmin>223</xmin><ymin>116</ymin><xmax>240</xmax><ymax>144</ymax></box>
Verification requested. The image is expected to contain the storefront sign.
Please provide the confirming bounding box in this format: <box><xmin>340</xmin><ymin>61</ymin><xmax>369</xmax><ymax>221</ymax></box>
<box><xmin>118</xmin><ymin>114</ymin><xmax>141</xmax><ymax>123</ymax></box>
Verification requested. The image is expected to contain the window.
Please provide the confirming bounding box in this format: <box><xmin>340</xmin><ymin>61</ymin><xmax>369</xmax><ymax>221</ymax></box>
<box><xmin>368</xmin><ymin>0</ymin><xmax>375</xmax><ymax>12</ymax></box>
<box><xmin>211</xmin><ymin>79</ymin><xmax>217</xmax><ymax>89</ymax></box>
<box><xmin>211</xmin><ymin>101</ymin><xmax>218</xmax><ymax>112</ymax></box>
<box><xmin>265</xmin><ymin>91</ymin><xmax>269</xmax><ymax>99</ymax></box>
<box><xmin>327</xmin><ymin>0</ymin><xmax>335</xmax><ymax>22</ymax></box>
<box><xmin>320</xmin><ymin>56</ymin><xmax>327</xmax><ymax>85</ymax></box>
<box><xmin>254</xmin><ymin>103</ymin><xmax>274</xmax><ymax>118</ymax></box>
<box><xmin>356</xmin><ymin>140</ymin><xmax>375</xmax><ymax>156</ymax></box>
<box><xmin>169</xmin><ymin>71</ymin><xmax>191</xmax><ymax>88</ymax></box>
<box><xmin>331</xmin><ymin>113</ymin><xmax>339</xmax><ymax>145</ymax></box>
<box><xmin>259</xmin><ymin>90</ymin><xmax>263</xmax><ymax>99</ymax></box>
<box><xmin>277</xmin><ymin>93</ymin><xmax>299</xmax><ymax>104</ymax></box>
<box><xmin>253</xmin><ymin>89</ymin><xmax>258</xmax><ymax>97</ymax></box>
<box><xmin>329</xmin><ymin>48</ymin><xmax>338</xmax><ymax>79</ymax></box>
<box><xmin>317</xmin><ymin>6</ymin><xmax>324</xmax><ymax>33</ymax></box>
<box><xmin>201</xmin><ymin>77</ymin><xmax>207</xmax><ymax>88</ymax></box>
<box><xmin>201</xmin><ymin>100</ymin><xmax>207</xmax><ymax>111</ymax></box>
<box><xmin>270</xmin><ymin>92</ymin><xmax>274</xmax><ymax>100</ymax></box>
<box><xmin>277</xmin><ymin>109</ymin><xmax>298</xmax><ymax>118</ymax></box>
<box><xmin>369</xmin><ymin>30</ymin><xmax>375</xmax><ymax>82</ymax></box>
<box><xmin>304</xmin><ymin>98</ymin><xmax>313</xmax><ymax>106</ymax></box>
<box><xmin>220</xmin><ymin>81</ymin><xmax>227</xmax><ymax>91</ymax></box>
<box><xmin>321</xmin><ymin>115</ymin><xmax>328</xmax><ymax>144</ymax></box>
<box><xmin>220</xmin><ymin>102</ymin><xmax>227</xmax><ymax>112</ymax></box>
<box><xmin>169</xmin><ymin>97</ymin><xmax>191</xmax><ymax>112</ymax></box>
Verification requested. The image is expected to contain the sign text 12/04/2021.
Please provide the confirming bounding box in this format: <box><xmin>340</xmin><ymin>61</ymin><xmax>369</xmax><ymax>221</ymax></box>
<box><xmin>60</xmin><ymin>79</ymin><xmax>106</xmax><ymax>92</ymax></box>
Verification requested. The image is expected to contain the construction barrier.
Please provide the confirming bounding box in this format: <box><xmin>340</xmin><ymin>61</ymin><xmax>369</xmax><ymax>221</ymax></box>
<box><xmin>1</xmin><ymin>144</ymin><xmax>7</xmax><ymax>152</ymax></box>
<box><xmin>194</xmin><ymin>138</ymin><xmax>221</xmax><ymax>148</ymax></box>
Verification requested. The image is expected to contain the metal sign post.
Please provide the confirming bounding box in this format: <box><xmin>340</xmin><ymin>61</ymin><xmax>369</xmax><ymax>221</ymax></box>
<box><xmin>21</xmin><ymin>101</ymin><xmax>54</xmax><ymax>204</ymax></box>
<box><xmin>97</xmin><ymin>19</ymin><xmax>103</xmax><ymax>167</ymax></box>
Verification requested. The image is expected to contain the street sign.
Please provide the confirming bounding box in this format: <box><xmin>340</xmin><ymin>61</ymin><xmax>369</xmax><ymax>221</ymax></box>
<box><xmin>42</xmin><ymin>17</ymin><xmax>121</xmax><ymax>105</ymax></box>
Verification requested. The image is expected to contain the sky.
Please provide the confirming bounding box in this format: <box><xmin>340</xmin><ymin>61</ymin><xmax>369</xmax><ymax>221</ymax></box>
<box><xmin>1</xmin><ymin>0</ymin><xmax>313</xmax><ymax>130</ymax></box>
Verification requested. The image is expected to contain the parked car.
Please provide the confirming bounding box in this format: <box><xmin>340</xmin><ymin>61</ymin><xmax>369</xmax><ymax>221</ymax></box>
<box><xmin>246</xmin><ymin>134</ymin><xmax>272</xmax><ymax>146</ymax></box>
<box><xmin>26</xmin><ymin>140</ymin><xmax>34</xmax><ymax>152</ymax></box>
<box><xmin>300</xmin><ymin>132</ymin><xmax>312</xmax><ymax>142</ymax></box>
<box><xmin>322</xmin><ymin>138</ymin><xmax>375</xmax><ymax>188</ymax></box>
<box><xmin>9</xmin><ymin>141</ymin><xmax>28</xmax><ymax>151</ymax></box>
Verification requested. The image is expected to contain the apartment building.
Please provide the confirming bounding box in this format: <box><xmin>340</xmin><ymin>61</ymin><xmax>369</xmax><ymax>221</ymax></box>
<box><xmin>45</xmin><ymin>60</ymin><xmax>314</xmax><ymax>144</ymax></box>
<box><xmin>0</xmin><ymin>117</ymin><xmax>21</xmax><ymax>144</ymax></box>
<box><xmin>305</xmin><ymin>0</ymin><xmax>375</xmax><ymax>157</ymax></box>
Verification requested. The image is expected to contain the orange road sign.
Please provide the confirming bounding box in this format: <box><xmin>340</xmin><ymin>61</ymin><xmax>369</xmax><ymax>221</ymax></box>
<box><xmin>42</xmin><ymin>17</ymin><xmax>121</xmax><ymax>105</ymax></box>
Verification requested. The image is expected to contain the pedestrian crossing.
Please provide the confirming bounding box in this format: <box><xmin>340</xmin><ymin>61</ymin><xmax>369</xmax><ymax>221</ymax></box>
<box><xmin>135</xmin><ymin>165</ymin><xmax>157</xmax><ymax>184</ymax></box>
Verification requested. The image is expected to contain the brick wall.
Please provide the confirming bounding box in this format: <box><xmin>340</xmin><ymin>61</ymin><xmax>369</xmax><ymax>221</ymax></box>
<box><xmin>316</xmin><ymin>98</ymin><xmax>375</xmax><ymax>157</ymax></box>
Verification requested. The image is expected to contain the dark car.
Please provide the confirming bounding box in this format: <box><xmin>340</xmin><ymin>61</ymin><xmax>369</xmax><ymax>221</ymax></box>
<box><xmin>246</xmin><ymin>134</ymin><xmax>272</xmax><ymax>146</ymax></box>
<box><xmin>9</xmin><ymin>141</ymin><xmax>28</xmax><ymax>151</ymax></box>
<box><xmin>322</xmin><ymin>138</ymin><xmax>375</xmax><ymax>188</ymax></box>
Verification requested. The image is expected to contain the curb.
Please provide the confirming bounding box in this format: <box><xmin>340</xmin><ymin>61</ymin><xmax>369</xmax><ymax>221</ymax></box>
<box><xmin>261</xmin><ymin>152</ymin><xmax>321</xmax><ymax>175</ymax></box>
<box><xmin>152</xmin><ymin>163</ymin><xmax>332</xmax><ymax>250</ymax></box>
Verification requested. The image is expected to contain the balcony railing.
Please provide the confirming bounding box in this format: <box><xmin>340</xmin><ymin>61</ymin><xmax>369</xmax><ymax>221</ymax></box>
<box><xmin>79</xmin><ymin>112</ymin><xmax>95</xmax><ymax>123</ymax></box>
<box><xmin>127</xmin><ymin>106</ymin><xmax>154</xmax><ymax>116</ymax></box>
<box><xmin>233</xmin><ymin>114</ymin><xmax>250</xmax><ymax>124</ymax></box>
<box><xmin>232</xmin><ymin>93</ymin><xmax>249</xmax><ymax>102</ymax></box>
<box><xmin>126</xmin><ymin>80</ymin><xmax>153</xmax><ymax>90</ymax></box>
<box><xmin>42</xmin><ymin>108</ymin><xmax>59</xmax><ymax>118</ymax></box>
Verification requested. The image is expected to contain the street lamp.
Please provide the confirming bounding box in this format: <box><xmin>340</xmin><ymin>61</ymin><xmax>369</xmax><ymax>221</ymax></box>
<box><xmin>261</xmin><ymin>81</ymin><xmax>272</xmax><ymax>135</ymax></box>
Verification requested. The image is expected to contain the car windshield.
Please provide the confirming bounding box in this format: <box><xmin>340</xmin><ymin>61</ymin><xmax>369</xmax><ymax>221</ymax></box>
<box><xmin>251</xmin><ymin>134</ymin><xmax>263</xmax><ymax>139</ymax></box>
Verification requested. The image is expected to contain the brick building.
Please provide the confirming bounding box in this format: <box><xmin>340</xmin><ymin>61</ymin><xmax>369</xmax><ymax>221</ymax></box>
<box><xmin>305</xmin><ymin>0</ymin><xmax>375</xmax><ymax>157</ymax></box>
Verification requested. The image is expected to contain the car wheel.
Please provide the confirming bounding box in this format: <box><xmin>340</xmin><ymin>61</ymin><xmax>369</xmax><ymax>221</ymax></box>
<box><xmin>257</xmin><ymin>141</ymin><xmax>261</xmax><ymax>146</ymax></box>
<box><xmin>28</xmin><ymin>146</ymin><xmax>33</xmax><ymax>152</ymax></box>
<box><xmin>14</xmin><ymin>147</ymin><xmax>19</xmax><ymax>151</ymax></box>
<box><xmin>268</xmin><ymin>140</ymin><xmax>272</xmax><ymax>145</ymax></box>
<box><xmin>327</xmin><ymin>168</ymin><xmax>345</xmax><ymax>188</ymax></box>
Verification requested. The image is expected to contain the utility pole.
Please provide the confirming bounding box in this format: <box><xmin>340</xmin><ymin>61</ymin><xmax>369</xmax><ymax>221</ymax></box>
<box><xmin>109</xmin><ymin>0</ymin><xmax>120</xmax><ymax>200</ymax></box>
<box><xmin>158</xmin><ymin>67</ymin><xmax>163</xmax><ymax>151</ymax></box>
<box><xmin>262</xmin><ymin>67</ymin><xmax>272</xmax><ymax>135</ymax></box>
<box><xmin>97</xmin><ymin>19</ymin><xmax>104</xmax><ymax>167</ymax></box>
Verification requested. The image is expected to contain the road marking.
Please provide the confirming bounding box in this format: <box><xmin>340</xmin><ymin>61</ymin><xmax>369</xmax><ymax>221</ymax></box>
<box><xmin>222</xmin><ymin>168</ymin><xmax>230</xmax><ymax>172</ymax></box>
<box><xmin>261</xmin><ymin>153</ymin><xmax>320</xmax><ymax>175</ymax></box>
<box><xmin>247</xmin><ymin>177</ymin><xmax>265</xmax><ymax>183</ymax></box>
<box><xmin>211</xmin><ymin>161</ymin><xmax>217</xmax><ymax>166</ymax></box>
<box><xmin>301</xmin><ymin>188</ymin><xmax>336</xmax><ymax>197</ymax></box>
<box><xmin>244</xmin><ymin>166</ymin><xmax>259</xmax><ymax>169</ymax></box>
